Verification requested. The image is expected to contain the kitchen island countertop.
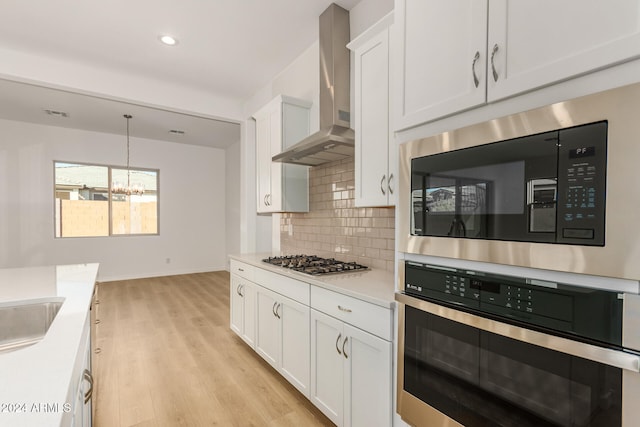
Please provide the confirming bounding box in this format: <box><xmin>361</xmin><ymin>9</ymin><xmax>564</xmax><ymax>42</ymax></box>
<box><xmin>229</xmin><ymin>253</ymin><xmax>396</xmax><ymax>308</ymax></box>
<box><xmin>0</xmin><ymin>263</ymin><xmax>99</xmax><ymax>427</ymax></box>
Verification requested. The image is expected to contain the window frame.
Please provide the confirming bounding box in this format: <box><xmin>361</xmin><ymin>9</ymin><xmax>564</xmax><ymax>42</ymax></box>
<box><xmin>53</xmin><ymin>160</ymin><xmax>160</xmax><ymax>238</ymax></box>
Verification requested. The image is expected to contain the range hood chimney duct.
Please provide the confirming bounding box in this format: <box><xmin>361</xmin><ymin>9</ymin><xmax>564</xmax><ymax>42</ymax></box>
<box><xmin>272</xmin><ymin>3</ymin><xmax>354</xmax><ymax>166</ymax></box>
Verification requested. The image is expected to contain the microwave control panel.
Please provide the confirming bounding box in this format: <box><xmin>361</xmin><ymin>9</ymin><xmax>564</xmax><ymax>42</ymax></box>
<box><xmin>556</xmin><ymin>121</ymin><xmax>607</xmax><ymax>245</ymax></box>
<box><xmin>404</xmin><ymin>262</ymin><xmax>622</xmax><ymax>347</ymax></box>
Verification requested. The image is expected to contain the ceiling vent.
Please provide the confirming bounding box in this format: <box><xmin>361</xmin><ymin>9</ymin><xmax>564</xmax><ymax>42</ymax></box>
<box><xmin>44</xmin><ymin>109</ymin><xmax>69</xmax><ymax>118</ymax></box>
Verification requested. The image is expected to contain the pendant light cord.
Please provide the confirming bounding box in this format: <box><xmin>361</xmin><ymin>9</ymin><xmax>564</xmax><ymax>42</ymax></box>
<box><xmin>124</xmin><ymin>114</ymin><xmax>132</xmax><ymax>191</ymax></box>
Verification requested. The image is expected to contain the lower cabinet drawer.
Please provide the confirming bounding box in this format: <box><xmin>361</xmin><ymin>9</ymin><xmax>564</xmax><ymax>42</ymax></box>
<box><xmin>311</xmin><ymin>286</ymin><xmax>392</xmax><ymax>341</ymax></box>
<box><xmin>230</xmin><ymin>259</ymin><xmax>255</xmax><ymax>282</ymax></box>
<box><xmin>254</xmin><ymin>268</ymin><xmax>310</xmax><ymax>305</ymax></box>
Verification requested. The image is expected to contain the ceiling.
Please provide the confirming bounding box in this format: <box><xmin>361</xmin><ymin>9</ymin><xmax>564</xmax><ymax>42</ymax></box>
<box><xmin>0</xmin><ymin>0</ymin><xmax>361</xmax><ymax>148</ymax></box>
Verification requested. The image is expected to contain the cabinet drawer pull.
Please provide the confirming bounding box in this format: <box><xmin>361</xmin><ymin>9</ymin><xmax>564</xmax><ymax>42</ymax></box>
<box><xmin>336</xmin><ymin>333</ymin><xmax>343</xmax><ymax>355</ymax></box>
<box><xmin>95</xmin><ymin>319</ymin><xmax>101</xmax><ymax>324</ymax></box>
<box><xmin>342</xmin><ymin>337</ymin><xmax>349</xmax><ymax>359</ymax></box>
<box><xmin>95</xmin><ymin>348</ymin><xmax>102</xmax><ymax>354</ymax></box>
<box><xmin>491</xmin><ymin>44</ymin><xmax>499</xmax><ymax>82</ymax></box>
<box><xmin>238</xmin><ymin>268</ymin><xmax>244</xmax><ymax>272</ymax></box>
<box><xmin>83</xmin><ymin>369</ymin><xmax>94</xmax><ymax>404</ymax></box>
<box><xmin>472</xmin><ymin>51</ymin><xmax>480</xmax><ymax>88</ymax></box>
<box><xmin>338</xmin><ymin>305</ymin><xmax>352</xmax><ymax>313</ymax></box>
<box><xmin>388</xmin><ymin>173</ymin><xmax>394</xmax><ymax>195</ymax></box>
<box><xmin>380</xmin><ymin>175</ymin><xmax>386</xmax><ymax>195</ymax></box>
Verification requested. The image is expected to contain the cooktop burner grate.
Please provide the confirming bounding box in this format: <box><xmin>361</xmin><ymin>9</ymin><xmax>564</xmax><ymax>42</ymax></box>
<box><xmin>262</xmin><ymin>255</ymin><xmax>368</xmax><ymax>276</ymax></box>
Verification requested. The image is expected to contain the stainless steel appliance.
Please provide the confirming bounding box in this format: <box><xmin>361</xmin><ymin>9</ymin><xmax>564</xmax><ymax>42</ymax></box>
<box><xmin>398</xmin><ymin>83</ymin><xmax>640</xmax><ymax>426</ymax></box>
<box><xmin>262</xmin><ymin>255</ymin><xmax>368</xmax><ymax>275</ymax></box>
<box><xmin>399</xmin><ymin>82</ymin><xmax>640</xmax><ymax>280</ymax></box>
<box><xmin>272</xmin><ymin>3</ymin><xmax>354</xmax><ymax>166</ymax></box>
<box><xmin>396</xmin><ymin>260</ymin><xmax>640</xmax><ymax>427</ymax></box>
<box><xmin>409</xmin><ymin>120</ymin><xmax>606</xmax><ymax>245</ymax></box>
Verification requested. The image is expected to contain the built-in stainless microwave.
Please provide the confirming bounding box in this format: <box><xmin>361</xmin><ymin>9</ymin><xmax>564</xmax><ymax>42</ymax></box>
<box><xmin>410</xmin><ymin>121</ymin><xmax>607</xmax><ymax>245</ymax></box>
<box><xmin>399</xmin><ymin>82</ymin><xmax>640</xmax><ymax>281</ymax></box>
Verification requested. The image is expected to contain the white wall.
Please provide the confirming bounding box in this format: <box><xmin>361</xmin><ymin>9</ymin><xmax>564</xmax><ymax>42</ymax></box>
<box><xmin>350</xmin><ymin>0</ymin><xmax>394</xmax><ymax>39</ymax></box>
<box><xmin>0</xmin><ymin>119</ymin><xmax>227</xmax><ymax>281</ymax></box>
<box><xmin>225</xmin><ymin>139</ymin><xmax>241</xmax><ymax>263</ymax></box>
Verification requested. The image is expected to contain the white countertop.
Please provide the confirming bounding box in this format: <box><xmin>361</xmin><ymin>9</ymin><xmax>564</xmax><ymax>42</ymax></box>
<box><xmin>0</xmin><ymin>263</ymin><xmax>99</xmax><ymax>427</ymax></box>
<box><xmin>229</xmin><ymin>253</ymin><xmax>396</xmax><ymax>308</ymax></box>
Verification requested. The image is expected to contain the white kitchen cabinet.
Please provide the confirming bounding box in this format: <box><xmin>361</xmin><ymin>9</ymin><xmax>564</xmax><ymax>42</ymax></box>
<box><xmin>229</xmin><ymin>260</ymin><xmax>257</xmax><ymax>348</ymax></box>
<box><xmin>348</xmin><ymin>12</ymin><xmax>397</xmax><ymax>207</ymax></box>
<box><xmin>393</xmin><ymin>0</ymin><xmax>640</xmax><ymax>131</ymax></box>
<box><xmin>253</xmin><ymin>95</ymin><xmax>312</xmax><ymax>213</ymax></box>
<box><xmin>310</xmin><ymin>309</ymin><xmax>343</xmax><ymax>425</ymax></box>
<box><xmin>310</xmin><ymin>286</ymin><xmax>393</xmax><ymax>427</ymax></box>
<box><xmin>393</xmin><ymin>0</ymin><xmax>487</xmax><ymax>131</ymax></box>
<box><xmin>487</xmin><ymin>0</ymin><xmax>640</xmax><ymax>102</ymax></box>
<box><xmin>230</xmin><ymin>275</ymin><xmax>256</xmax><ymax>348</ymax></box>
<box><xmin>310</xmin><ymin>309</ymin><xmax>392</xmax><ymax>427</ymax></box>
<box><xmin>71</xmin><ymin>313</ymin><xmax>93</xmax><ymax>427</ymax></box>
<box><xmin>255</xmin><ymin>284</ymin><xmax>310</xmax><ymax>397</ymax></box>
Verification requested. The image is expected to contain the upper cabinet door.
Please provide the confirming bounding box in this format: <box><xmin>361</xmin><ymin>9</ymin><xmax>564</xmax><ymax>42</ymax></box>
<box><xmin>253</xmin><ymin>95</ymin><xmax>311</xmax><ymax>213</ymax></box>
<box><xmin>488</xmin><ymin>0</ymin><xmax>640</xmax><ymax>101</ymax></box>
<box><xmin>350</xmin><ymin>16</ymin><xmax>393</xmax><ymax>207</ymax></box>
<box><xmin>393</xmin><ymin>0</ymin><xmax>488</xmax><ymax>131</ymax></box>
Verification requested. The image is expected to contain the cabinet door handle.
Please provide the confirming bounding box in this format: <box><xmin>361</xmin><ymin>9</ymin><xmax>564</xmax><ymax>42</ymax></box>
<box><xmin>239</xmin><ymin>285</ymin><xmax>244</xmax><ymax>297</ymax></box>
<box><xmin>388</xmin><ymin>173</ymin><xmax>394</xmax><ymax>195</ymax></box>
<box><xmin>236</xmin><ymin>284</ymin><xmax>242</xmax><ymax>296</ymax></box>
<box><xmin>472</xmin><ymin>51</ymin><xmax>480</xmax><ymax>88</ymax></box>
<box><xmin>338</xmin><ymin>305</ymin><xmax>352</xmax><ymax>313</ymax></box>
<box><xmin>342</xmin><ymin>337</ymin><xmax>349</xmax><ymax>359</ymax></box>
<box><xmin>491</xmin><ymin>44</ymin><xmax>499</xmax><ymax>82</ymax></box>
<box><xmin>272</xmin><ymin>301</ymin><xmax>278</xmax><ymax>318</ymax></box>
<box><xmin>268</xmin><ymin>194</ymin><xmax>272</xmax><ymax>206</ymax></box>
<box><xmin>83</xmin><ymin>369</ymin><xmax>94</xmax><ymax>404</ymax></box>
<box><xmin>336</xmin><ymin>333</ymin><xmax>343</xmax><ymax>355</ymax></box>
<box><xmin>380</xmin><ymin>175</ymin><xmax>386</xmax><ymax>195</ymax></box>
<box><xmin>275</xmin><ymin>303</ymin><xmax>281</xmax><ymax>319</ymax></box>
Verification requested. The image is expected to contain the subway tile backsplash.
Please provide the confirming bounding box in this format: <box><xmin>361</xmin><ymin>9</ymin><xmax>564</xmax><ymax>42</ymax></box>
<box><xmin>280</xmin><ymin>158</ymin><xmax>395</xmax><ymax>272</ymax></box>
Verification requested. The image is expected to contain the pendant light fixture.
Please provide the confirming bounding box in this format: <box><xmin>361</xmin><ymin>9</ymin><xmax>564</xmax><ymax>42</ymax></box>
<box><xmin>112</xmin><ymin>114</ymin><xmax>145</xmax><ymax>196</ymax></box>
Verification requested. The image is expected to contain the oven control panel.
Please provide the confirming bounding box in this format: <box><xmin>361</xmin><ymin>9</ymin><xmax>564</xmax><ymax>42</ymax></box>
<box><xmin>404</xmin><ymin>262</ymin><xmax>623</xmax><ymax>347</ymax></box>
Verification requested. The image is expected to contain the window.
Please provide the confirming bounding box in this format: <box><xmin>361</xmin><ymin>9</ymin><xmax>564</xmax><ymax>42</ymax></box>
<box><xmin>54</xmin><ymin>162</ymin><xmax>159</xmax><ymax>237</ymax></box>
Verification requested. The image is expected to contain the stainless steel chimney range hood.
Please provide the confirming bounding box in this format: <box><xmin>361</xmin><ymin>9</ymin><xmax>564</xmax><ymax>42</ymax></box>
<box><xmin>272</xmin><ymin>3</ymin><xmax>354</xmax><ymax>167</ymax></box>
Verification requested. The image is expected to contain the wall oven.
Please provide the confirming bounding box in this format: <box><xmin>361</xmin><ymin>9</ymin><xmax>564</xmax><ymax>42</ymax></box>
<box><xmin>396</xmin><ymin>260</ymin><xmax>640</xmax><ymax>427</ymax></box>
<box><xmin>399</xmin><ymin>82</ymin><xmax>640</xmax><ymax>280</ymax></box>
<box><xmin>397</xmin><ymin>82</ymin><xmax>640</xmax><ymax>426</ymax></box>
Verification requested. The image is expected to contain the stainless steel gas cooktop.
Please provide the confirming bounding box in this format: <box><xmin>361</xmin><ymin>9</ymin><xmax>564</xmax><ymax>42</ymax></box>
<box><xmin>262</xmin><ymin>255</ymin><xmax>368</xmax><ymax>276</ymax></box>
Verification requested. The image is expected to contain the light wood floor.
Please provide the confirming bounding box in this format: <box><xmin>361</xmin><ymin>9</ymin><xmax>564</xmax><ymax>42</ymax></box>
<box><xmin>92</xmin><ymin>271</ymin><xmax>334</xmax><ymax>427</ymax></box>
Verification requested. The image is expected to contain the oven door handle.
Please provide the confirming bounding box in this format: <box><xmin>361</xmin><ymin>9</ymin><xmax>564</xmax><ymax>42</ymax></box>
<box><xmin>396</xmin><ymin>292</ymin><xmax>640</xmax><ymax>372</ymax></box>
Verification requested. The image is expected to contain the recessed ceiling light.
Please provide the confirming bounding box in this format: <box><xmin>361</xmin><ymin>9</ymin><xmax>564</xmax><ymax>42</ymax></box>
<box><xmin>159</xmin><ymin>35</ymin><xmax>178</xmax><ymax>46</ymax></box>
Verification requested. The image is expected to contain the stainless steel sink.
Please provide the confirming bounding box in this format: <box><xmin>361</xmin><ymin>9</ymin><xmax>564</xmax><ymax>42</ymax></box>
<box><xmin>0</xmin><ymin>299</ymin><xmax>64</xmax><ymax>353</ymax></box>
